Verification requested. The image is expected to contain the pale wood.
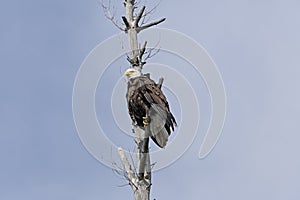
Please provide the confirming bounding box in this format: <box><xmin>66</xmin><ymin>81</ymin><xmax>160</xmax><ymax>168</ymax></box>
<box><xmin>118</xmin><ymin>147</ymin><xmax>137</xmax><ymax>186</ymax></box>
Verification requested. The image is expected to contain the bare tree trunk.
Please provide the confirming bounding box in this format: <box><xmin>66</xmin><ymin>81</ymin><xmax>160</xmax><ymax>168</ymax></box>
<box><xmin>108</xmin><ymin>0</ymin><xmax>166</xmax><ymax>199</ymax></box>
<box><xmin>122</xmin><ymin>2</ymin><xmax>151</xmax><ymax>199</ymax></box>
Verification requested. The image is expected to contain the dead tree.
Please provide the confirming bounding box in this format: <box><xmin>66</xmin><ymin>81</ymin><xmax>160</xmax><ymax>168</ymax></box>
<box><xmin>101</xmin><ymin>0</ymin><xmax>165</xmax><ymax>199</ymax></box>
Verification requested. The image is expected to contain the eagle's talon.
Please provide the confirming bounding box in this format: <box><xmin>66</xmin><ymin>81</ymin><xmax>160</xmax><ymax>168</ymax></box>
<box><xmin>142</xmin><ymin>117</ymin><xmax>148</xmax><ymax>126</ymax></box>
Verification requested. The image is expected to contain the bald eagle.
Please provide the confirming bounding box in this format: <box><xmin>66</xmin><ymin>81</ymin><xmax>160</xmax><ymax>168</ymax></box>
<box><xmin>125</xmin><ymin>68</ymin><xmax>177</xmax><ymax>148</ymax></box>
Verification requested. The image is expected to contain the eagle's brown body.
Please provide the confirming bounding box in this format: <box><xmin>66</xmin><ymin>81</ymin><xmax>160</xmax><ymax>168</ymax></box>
<box><xmin>126</xmin><ymin>74</ymin><xmax>176</xmax><ymax>148</ymax></box>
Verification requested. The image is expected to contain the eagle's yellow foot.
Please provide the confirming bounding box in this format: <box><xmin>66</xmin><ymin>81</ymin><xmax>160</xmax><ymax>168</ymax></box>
<box><xmin>143</xmin><ymin>117</ymin><xmax>148</xmax><ymax>126</ymax></box>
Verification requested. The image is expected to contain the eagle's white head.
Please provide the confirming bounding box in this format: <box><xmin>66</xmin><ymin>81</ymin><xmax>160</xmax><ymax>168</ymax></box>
<box><xmin>124</xmin><ymin>68</ymin><xmax>142</xmax><ymax>79</ymax></box>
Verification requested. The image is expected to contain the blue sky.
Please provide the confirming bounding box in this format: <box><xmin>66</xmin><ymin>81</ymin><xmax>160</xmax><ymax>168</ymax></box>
<box><xmin>1</xmin><ymin>0</ymin><xmax>300</xmax><ymax>199</ymax></box>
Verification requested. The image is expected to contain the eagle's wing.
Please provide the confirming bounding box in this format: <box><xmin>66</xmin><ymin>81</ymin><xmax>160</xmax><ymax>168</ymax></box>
<box><xmin>144</xmin><ymin>78</ymin><xmax>176</xmax><ymax>128</ymax></box>
<box><xmin>141</xmin><ymin>76</ymin><xmax>177</xmax><ymax>148</ymax></box>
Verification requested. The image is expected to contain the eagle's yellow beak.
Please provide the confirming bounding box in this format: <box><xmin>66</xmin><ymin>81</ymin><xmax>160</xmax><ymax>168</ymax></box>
<box><xmin>124</xmin><ymin>69</ymin><xmax>132</xmax><ymax>76</ymax></box>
